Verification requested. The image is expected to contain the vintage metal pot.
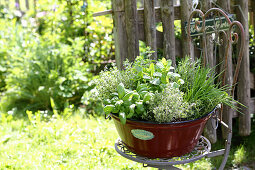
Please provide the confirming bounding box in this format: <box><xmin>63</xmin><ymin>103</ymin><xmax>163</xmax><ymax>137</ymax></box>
<box><xmin>111</xmin><ymin>109</ymin><xmax>215</xmax><ymax>158</ymax></box>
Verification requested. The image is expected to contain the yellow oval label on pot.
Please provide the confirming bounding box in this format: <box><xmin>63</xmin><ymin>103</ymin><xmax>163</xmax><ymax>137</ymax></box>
<box><xmin>131</xmin><ymin>129</ymin><xmax>154</xmax><ymax>140</ymax></box>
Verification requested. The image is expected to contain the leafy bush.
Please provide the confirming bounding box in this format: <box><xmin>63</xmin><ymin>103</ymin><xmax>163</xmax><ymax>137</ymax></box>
<box><xmin>36</xmin><ymin>0</ymin><xmax>114</xmax><ymax>73</ymax></box>
<box><xmin>0</xmin><ymin>19</ymin><xmax>94</xmax><ymax>114</ymax></box>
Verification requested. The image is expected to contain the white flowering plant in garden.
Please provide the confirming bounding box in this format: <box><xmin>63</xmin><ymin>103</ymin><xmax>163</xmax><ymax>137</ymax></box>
<box><xmin>95</xmin><ymin>56</ymin><xmax>237</xmax><ymax>124</ymax></box>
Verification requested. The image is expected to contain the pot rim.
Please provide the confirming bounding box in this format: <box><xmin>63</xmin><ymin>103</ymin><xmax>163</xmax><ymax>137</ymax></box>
<box><xmin>110</xmin><ymin>106</ymin><xmax>217</xmax><ymax>125</ymax></box>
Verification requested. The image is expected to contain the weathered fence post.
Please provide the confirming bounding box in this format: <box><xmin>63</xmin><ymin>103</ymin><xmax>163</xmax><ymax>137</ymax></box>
<box><xmin>144</xmin><ymin>0</ymin><xmax>157</xmax><ymax>60</ymax></box>
<box><xmin>112</xmin><ymin>0</ymin><xmax>128</xmax><ymax>69</ymax></box>
<box><xmin>201</xmin><ymin>0</ymin><xmax>217</xmax><ymax>144</ymax></box>
<box><xmin>236</xmin><ymin>0</ymin><xmax>251</xmax><ymax>136</ymax></box>
<box><xmin>160</xmin><ymin>0</ymin><xmax>176</xmax><ymax>66</ymax></box>
<box><xmin>180</xmin><ymin>0</ymin><xmax>194</xmax><ymax>60</ymax></box>
<box><xmin>15</xmin><ymin>0</ymin><xmax>20</xmax><ymax>10</ymax></box>
<box><xmin>124</xmin><ymin>0</ymin><xmax>139</xmax><ymax>61</ymax></box>
<box><xmin>217</xmin><ymin>0</ymin><xmax>235</xmax><ymax>139</ymax></box>
<box><xmin>25</xmin><ymin>0</ymin><xmax>29</xmax><ymax>10</ymax></box>
<box><xmin>252</xmin><ymin>0</ymin><xmax>255</xmax><ymax>34</ymax></box>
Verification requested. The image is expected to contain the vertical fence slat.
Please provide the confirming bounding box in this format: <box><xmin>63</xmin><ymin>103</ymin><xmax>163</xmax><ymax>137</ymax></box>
<box><xmin>160</xmin><ymin>0</ymin><xmax>175</xmax><ymax>66</ymax></box>
<box><xmin>112</xmin><ymin>0</ymin><xmax>128</xmax><ymax>69</ymax></box>
<box><xmin>15</xmin><ymin>0</ymin><xmax>20</xmax><ymax>10</ymax></box>
<box><xmin>253</xmin><ymin>0</ymin><xmax>255</xmax><ymax>34</ymax></box>
<box><xmin>34</xmin><ymin>0</ymin><xmax>36</xmax><ymax>14</ymax></box>
<box><xmin>201</xmin><ymin>0</ymin><xmax>218</xmax><ymax>144</ymax></box>
<box><xmin>125</xmin><ymin>0</ymin><xmax>139</xmax><ymax>61</ymax></box>
<box><xmin>144</xmin><ymin>0</ymin><xmax>157</xmax><ymax>60</ymax></box>
<box><xmin>237</xmin><ymin>0</ymin><xmax>251</xmax><ymax>136</ymax></box>
<box><xmin>218</xmin><ymin>0</ymin><xmax>235</xmax><ymax>139</ymax></box>
<box><xmin>25</xmin><ymin>0</ymin><xmax>29</xmax><ymax>10</ymax></box>
<box><xmin>180</xmin><ymin>0</ymin><xmax>194</xmax><ymax>60</ymax></box>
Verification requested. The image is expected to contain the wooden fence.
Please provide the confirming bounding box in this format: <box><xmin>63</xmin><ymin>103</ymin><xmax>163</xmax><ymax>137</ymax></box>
<box><xmin>95</xmin><ymin>0</ymin><xmax>255</xmax><ymax>143</ymax></box>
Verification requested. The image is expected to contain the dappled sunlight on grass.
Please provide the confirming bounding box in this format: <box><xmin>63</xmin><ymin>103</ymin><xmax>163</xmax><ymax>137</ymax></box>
<box><xmin>0</xmin><ymin>114</ymin><xmax>150</xmax><ymax>169</ymax></box>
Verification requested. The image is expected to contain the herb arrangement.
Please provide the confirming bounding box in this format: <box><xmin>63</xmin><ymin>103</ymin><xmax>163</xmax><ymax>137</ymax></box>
<box><xmin>95</xmin><ymin>56</ymin><xmax>237</xmax><ymax>124</ymax></box>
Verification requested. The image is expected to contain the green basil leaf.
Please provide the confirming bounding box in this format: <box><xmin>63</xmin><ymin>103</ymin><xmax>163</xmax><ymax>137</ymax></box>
<box><xmin>123</xmin><ymin>91</ymin><xmax>133</xmax><ymax>101</ymax></box>
<box><xmin>119</xmin><ymin>112</ymin><xmax>126</xmax><ymax>124</ymax></box>
<box><xmin>104</xmin><ymin>105</ymin><xmax>114</xmax><ymax>115</ymax></box>
<box><xmin>150</xmin><ymin>78</ymin><xmax>160</xmax><ymax>85</ymax></box>
<box><xmin>137</xmin><ymin>83</ymin><xmax>147</xmax><ymax>92</ymax></box>
<box><xmin>110</xmin><ymin>92</ymin><xmax>119</xmax><ymax>98</ymax></box>
<box><xmin>139</xmin><ymin>91</ymin><xmax>148</xmax><ymax>99</ymax></box>
<box><xmin>115</xmin><ymin>100</ymin><xmax>123</xmax><ymax>110</ymax></box>
<box><xmin>132</xmin><ymin>92</ymin><xmax>140</xmax><ymax>102</ymax></box>
<box><xmin>103</xmin><ymin>99</ymin><xmax>111</xmax><ymax>105</ymax></box>
<box><xmin>143</xmin><ymin>92</ymin><xmax>153</xmax><ymax>103</ymax></box>
<box><xmin>127</xmin><ymin>104</ymin><xmax>136</xmax><ymax>118</ymax></box>
<box><xmin>117</xmin><ymin>83</ymin><xmax>125</xmax><ymax>99</ymax></box>
<box><xmin>136</xmin><ymin>101</ymin><xmax>145</xmax><ymax>113</ymax></box>
<box><xmin>123</xmin><ymin>99</ymin><xmax>132</xmax><ymax>107</ymax></box>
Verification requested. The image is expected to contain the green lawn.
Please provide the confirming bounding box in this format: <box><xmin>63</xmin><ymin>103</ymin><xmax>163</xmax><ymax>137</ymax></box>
<box><xmin>0</xmin><ymin>112</ymin><xmax>253</xmax><ymax>170</ymax></box>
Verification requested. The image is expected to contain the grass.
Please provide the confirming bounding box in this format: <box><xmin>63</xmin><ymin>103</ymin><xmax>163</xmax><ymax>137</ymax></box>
<box><xmin>0</xmin><ymin>112</ymin><xmax>254</xmax><ymax>169</ymax></box>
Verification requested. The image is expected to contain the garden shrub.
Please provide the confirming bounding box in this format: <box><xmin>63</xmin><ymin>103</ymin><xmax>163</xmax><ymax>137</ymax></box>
<box><xmin>0</xmin><ymin>19</ymin><xmax>94</xmax><ymax>115</ymax></box>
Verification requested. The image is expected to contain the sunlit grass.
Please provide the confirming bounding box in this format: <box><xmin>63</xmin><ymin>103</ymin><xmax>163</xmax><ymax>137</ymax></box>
<box><xmin>0</xmin><ymin>112</ymin><xmax>254</xmax><ymax>169</ymax></box>
<box><xmin>0</xmin><ymin>113</ymin><xmax>148</xmax><ymax>169</ymax></box>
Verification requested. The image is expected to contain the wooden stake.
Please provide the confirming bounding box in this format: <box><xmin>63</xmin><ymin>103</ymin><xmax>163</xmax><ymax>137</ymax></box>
<box><xmin>124</xmin><ymin>0</ymin><xmax>139</xmax><ymax>61</ymax></box>
<box><xmin>160</xmin><ymin>0</ymin><xmax>175</xmax><ymax>66</ymax></box>
<box><xmin>144</xmin><ymin>0</ymin><xmax>157</xmax><ymax>60</ymax></box>
<box><xmin>180</xmin><ymin>0</ymin><xmax>194</xmax><ymax>60</ymax></box>
<box><xmin>112</xmin><ymin>0</ymin><xmax>128</xmax><ymax>69</ymax></box>
<box><xmin>236</xmin><ymin>0</ymin><xmax>251</xmax><ymax>136</ymax></box>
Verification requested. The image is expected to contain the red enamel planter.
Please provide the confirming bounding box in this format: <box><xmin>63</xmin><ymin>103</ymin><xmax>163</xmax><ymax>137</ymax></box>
<box><xmin>111</xmin><ymin>109</ymin><xmax>215</xmax><ymax>158</ymax></box>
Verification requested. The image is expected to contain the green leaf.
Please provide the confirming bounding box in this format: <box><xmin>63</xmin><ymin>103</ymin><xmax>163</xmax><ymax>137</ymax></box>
<box><xmin>162</xmin><ymin>58</ymin><xmax>167</xmax><ymax>66</ymax></box>
<box><xmin>161</xmin><ymin>73</ymin><xmax>167</xmax><ymax>84</ymax></box>
<box><xmin>139</xmin><ymin>91</ymin><xmax>148</xmax><ymax>99</ymax></box>
<box><xmin>150</xmin><ymin>78</ymin><xmax>160</xmax><ymax>85</ymax></box>
<box><xmin>167</xmin><ymin>60</ymin><xmax>173</xmax><ymax>68</ymax></box>
<box><xmin>136</xmin><ymin>66</ymin><xmax>143</xmax><ymax>77</ymax></box>
<box><xmin>132</xmin><ymin>92</ymin><xmax>140</xmax><ymax>102</ymax></box>
<box><xmin>115</xmin><ymin>100</ymin><xmax>123</xmax><ymax>110</ymax></box>
<box><xmin>172</xmin><ymin>82</ymin><xmax>180</xmax><ymax>88</ymax></box>
<box><xmin>123</xmin><ymin>99</ymin><xmax>132</xmax><ymax>107</ymax></box>
<box><xmin>136</xmin><ymin>101</ymin><xmax>145</xmax><ymax>113</ymax></box>
<box><xmin>104</xmin><ymin>105</ymin><xmax>114</xmax><ymax>115</ymax></box>
<box><xmin>110</xmin><ymin>92</ymin><xmax>119</xmax><ymax>98</ymax></box>
<box><xmin>138</xmin><ymin>87</ymin><xmax>148</xmax><ymax>94</ymax></box>
<box><xmin>111</xmin><ymin>96</ymin><xmax>119</xmax><ymax>104</ymax></box>
<box><xmin>137</xmin><ymin>83</ymin><xmax>147</xmax><ymax>92</ymax></box>
<box><xmin>143</xmin><ymin>92</ymin><xmax>153</xmax><ymax>103</ymax></box>
<box><xmin>123</xmin><ymin>91</ymin><xmax>133</xmax><ymax>101</ymax></box>
<box><xmin>143</xmin><ymin>74</ymin><xmax>151</xmax><ymax>80</ymax></box>
<box><xmin>117</xmin><ymin>83</ymin><xmax>125</xmax><ymax>99</ymax></box>
<box><xmin>149</xmin><ymin>63</ymin><xmax>155</xmax><ymax>77</ymax></box>
<box><xmin>156</xmin><ymin>62</ymin><xmax>164</xmax><ymax>70</ymax></box>
<box><xmin>112</xmin><ymin>106</ymin><xmax>119</xmax><ymax>113</ymax></box>
<box><xmin>119</xmin><ymin>112</ymin><xmax>126</xmax><ymax>124</ymax></box>
<box><xmin>127</xmin><ymin>104</ymin><xmax>136</xmax><ymax>118</ymax></box>
<box><xmin>103</xmin><ymin>99</ymin><xmax>111</xmax><ymax>105</ymax></box>
<box><xmin>167</xmin><ymin>72</ymin><xmax>181</xmax><ymax>78</ymax></box>
<box><xmin>153</xmin><ymin>72</ymin><xmax>162</xmax><ymax>77</ymax></box>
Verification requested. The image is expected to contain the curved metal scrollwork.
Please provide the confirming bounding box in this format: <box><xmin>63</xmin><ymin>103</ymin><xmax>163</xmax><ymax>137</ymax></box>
<box><xmin>187</xmin><ymin>8</ymin><xmax>245</xmax><ymax>96</ymax></box>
